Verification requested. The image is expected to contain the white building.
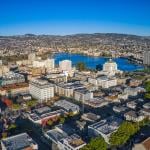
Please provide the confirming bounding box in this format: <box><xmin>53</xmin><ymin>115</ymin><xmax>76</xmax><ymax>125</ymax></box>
<box><xmin>27</xmin><ymin>106</ymin><xmax>65</xmax><ymax>124</ymax></box>
<box><xmin>1</xmin><ymin>133</ymin><xmax>38</xmax><ymax>150</ymax></box>
<box><xmin>54</xmin><ymin>100</ymin><xmax>80</xmax><ymax>115</ymax></box>
<box><xmin>143</xmin><ymin>50</ymin><xmax>150</xmax><ymax>66</ymax></box>
<box><xmin>126</xmin><ymin>101</ymin><xmax>137</xmax><ymax>109</ymax></box>
<box><xmin>124</xmin><ymin>110</ymin><xmax>144</xmax><ymax>122</ymax></box>
<box><xmin>55</xmin><ymin>81</ymin><xmax>84</xmax><ymax>98</ymax></box>
<box><xmin>103</xmin><ymin>59</ymin><xmax>118</xmax><ymax>72</ymax></box>
<box><xmin>88</xmin><ymin>76</ymin><xmax>117</xmax><ymax>88</ymax></box>
<box><xmin>33</xmin><ymin>58</ymin><xmax>55</xmax><ymax>70</ymax></box>
<box><xmin>45</xmin><ymin>125</ymin><xmax>86</xmax><ymax>150</ymax></box>
<box><xmin>29</xmin><ymin>79</ymin><xmax>54</xmax><ymax>102</ymax></box>
<box><xmin>1</xmin><ymin>72</ymin><xmax>25</xmax><ymax>86</ymax></box>
<box><xmin>59</xmin><ymin>60</ymin><xmax>72</xmax><ymax>72</ymax></box>
<box><xmin>58</xmin><ymin>134</ymin><xmax>86</xmax><ymax>150</ymax></box>
<box><xmin>74</xmin><ymin>88</ymin><xmax>93</xmax><ymax>102</ymax></box>
<box><xmin>98</xmin><ymin>59</ymin><xmax>123</xmax><ymax>76</ymax></box>
<box><xmin>88</xmin><ymin>116</ymin><xmax>122</xmax><ymax>143</ymax></box>
<box><xmin>101</xmin><ymin>77</ymin><xmax>117</xmax><ymax>88</ymax></box>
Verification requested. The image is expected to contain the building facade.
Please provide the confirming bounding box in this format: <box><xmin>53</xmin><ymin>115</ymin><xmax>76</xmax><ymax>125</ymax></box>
<box><xmin>143</xmin><ymin>50</ymin><xmax>150</xmax><ymax>66</ymax></box>
<box><xmin>29</xmin><ymin>79</ymin><xmax>54</xmax><ymax>102</ymax></box>
<box><xmin>59</xmin><ymin>60</ymin><xmax>72</xmax><ymax>72</ymax></box>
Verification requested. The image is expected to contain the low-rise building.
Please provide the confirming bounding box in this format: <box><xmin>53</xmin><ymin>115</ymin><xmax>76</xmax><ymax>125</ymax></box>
<box><xmin>74</xmin><ymin>88</ymin><xmax>93</xmax><ymax>102</ymax></box>
<box><xmin>143</xmin><ymin>102</ymin><xmax>150</xmax><ymax>109</ymax></box>
<box><xmin>83</xmin><ymin>98</ymin><xmax>108</xmax><ymax>108</ymax></box>
<box><xmin>55</xmin><ymin>81</ymin><xmax>83</xmax><ymax>98</ymax></box>
<box><xmin>54</xmin><ymin>100</ymin><xmax>80</xmax><ymax>115</ymax></box>
<box><xmin>124</xmin><ymin>87</ymin><xmax>145</xmax><ymax>97</ymax></box>
<box><xmin>1</xmin><ymin>133</ymin><xmax>38</xmax><ymax>150</ymax></box>
<box><xmin>140</xmin><ymin>108</ymin><xmax>150</xmax><ymax>119</ymax></box>
<box><xmin>88</xmin><ymin>116</ymin><xmax>122</xmax><ymax>143</ymax></box>
<box><xmin>0</xmin><ymin>83</ymin><xmax>29</xmax><ymax>96</ymax></box>
<box><xmin>45</xmin><ymin>124</ymin><xmax>86</xmax><ymax>150</ymax></box>
<box><xmin>27</xmin><ymin>106</ymin><xmax>65</xmax><ymax>125</ymax></box>
<box><xmin>0</xmin><ymin>72</ymin><xmax>25</xmax><ymax>86</ymax></box>
<box><xmin>113</xmin><ymin>106</ymin><xmax>127</xmax><ymax>113</ymax></box>
<box><xmin>124</xmin><ymin>110</ymin><xmax>144</xmax><ymax>122</ymax></box>
<box><xmin>74</xmin><ymin>71</ymin><xmax>90</xmax><ymax>81</ymax></box>
<box><xmin>88</xmin><ymin>75</ymin><xmax>117</xmax><ymax>88</ymax></box>
<box><xmin>58</xmin><ymin>134</ymin><xmax>86</xmax><ymax>150</ymax></box>
<box><xmin>46</xmin><ymin>73</ymin><xmax>67</xmax><ymax>83</ymax></box>
<box><xmin>105</xmin><ymin>94</ymin><xmax>119</xmax><ymax>103</ymax></box>
<box><xmin>81</xmin><ymin>112</ymin><xmax>100</xmax><ymax>122</ymax></box>
<box><xmin>126</xmin><ymin>101</ymin><xmax>137</xmax><ymax>109</ymax></box>
<box><xmin>129</xmin><ymin>79</ymin><xmax>142</xmax><ymax>87</ymax></box>
<box><xmin>118</xmin><ymin>93</ymin><xmax>129</xmax><ymax>100</ymax></box>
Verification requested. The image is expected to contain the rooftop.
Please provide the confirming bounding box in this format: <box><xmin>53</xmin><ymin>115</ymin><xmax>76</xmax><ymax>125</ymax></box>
<box><xmin>74</xmin><ymin>88</ymin><xmax>91</xmax><ymax>94</ymax></box>
<box><xmin>82</xmin><ymin>112</ymin><xmax>100</xmax><ymax>122</ymax></box>
<box><xmin>84</xmin><ymin>98</ymin><xmax>108</xmax><ymax>108</ymax></box>
<box><xmin>89</xmin><ymin>116</ymin><xmax>122</xmax><ymax>135</ymax></box>
<box><xmin>29</xmin><ymin>106</ymin><xmax>64</xmax><ymax>121</ymax></box>
<box><xmin>1</xmin><ymin>133</ymin><xmax>37</xmax><ymax>150</ymax></box>
<box><xmin>60</xmin><ymin>134</ymin><xmax>86</xmax><ymax>149</ymax></box>
<box><xmin>54</xmin><ymin>100</ymin><xmax>79</xmax><ymax>112</ymax></box>
<box><xmin>57</xmin><ymin>81</ymin><xmax>84</xmax><ymax>89</ymax></box>
<box><xmin>30</xmin><ymin>78</ymin><xmax>53</xmax><ymax>88</ymax></box>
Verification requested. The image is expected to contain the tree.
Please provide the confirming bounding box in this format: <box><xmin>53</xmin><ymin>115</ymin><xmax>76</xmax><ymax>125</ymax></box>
<box><xmin>12</xmin><ymin>104</ymin><xmax>20</xmax><ymax>110</ymax></box>
<box><xmin>59</xmin><ymin>117</ymin><xmax>65</xmax><ymax>124</ymax></box>
<box><xmin>145</xmin><ymin>81</ymin><xmax>150</xmax><ymax>92</ymax></box>
<box><xmin>26</xmin><ymin>99</ymin><xmax>38</xmax><ymax>107</ymax></box>
<box><xmin>144</xmin><ymin>81</ymin><xmax>150</xmax><ymax>99</ymax></box>
<box><xmin>76</xmin><ymin>62</ymin><xmax>86</xmax><ymax>71</ymax></box>
<box><xmin>109</xmin><ymin>122</ymin><xmax>139</xmax><ymax>147</ymax></box>
<box><xmin>81</xmin><ymin>137</ymin><xmax>107</xmax><ymax>150</ymax></box>
<box><xmin>144</xmin><ymin>93</ymin><xmax>150</xmax><ymax>99</ymax></box>
<box><xmin>47</xmin><ymin>120</ymin><xmax>53</xmax><ymax>126</ymax></box>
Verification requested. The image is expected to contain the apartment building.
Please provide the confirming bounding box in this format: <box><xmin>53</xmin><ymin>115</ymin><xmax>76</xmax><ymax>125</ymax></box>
<box><xmin>29</xmin><ymin>78</ymin><xmax>54</xmax><ymax>102</ymax></box>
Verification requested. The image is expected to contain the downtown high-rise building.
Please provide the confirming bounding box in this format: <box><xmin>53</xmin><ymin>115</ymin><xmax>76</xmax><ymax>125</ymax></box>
<box><xmin>143</xmin><ymin>51</ymin><xmax>150</xmax><ymax>66</ymax></box>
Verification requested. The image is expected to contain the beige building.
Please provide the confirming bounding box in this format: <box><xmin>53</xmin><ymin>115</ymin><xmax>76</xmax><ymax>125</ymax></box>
<box><xmin>132</xmin><ymin>137</ymin><xmax>150</xmax><ymax>150</ymax></box>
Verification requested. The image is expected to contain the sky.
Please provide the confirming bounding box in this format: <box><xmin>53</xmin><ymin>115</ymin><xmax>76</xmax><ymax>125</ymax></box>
<box><xmin>0</xmin><ymin>0</ymin><xmax>150</xmax><ymax>36</ymax></box>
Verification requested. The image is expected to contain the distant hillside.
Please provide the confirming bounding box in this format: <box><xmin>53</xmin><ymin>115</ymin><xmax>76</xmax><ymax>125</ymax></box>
<box><xmin>0</xmin><ymin>33</ymin><xmax>149</xmax><ymax>57</ymax></box>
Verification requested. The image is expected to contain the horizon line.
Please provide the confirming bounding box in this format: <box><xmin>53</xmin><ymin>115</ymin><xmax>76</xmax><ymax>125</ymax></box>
<box><xmin>0</xmin><ymin>32</ymin><xmax>150</xmax><ymax>37</ymax></box>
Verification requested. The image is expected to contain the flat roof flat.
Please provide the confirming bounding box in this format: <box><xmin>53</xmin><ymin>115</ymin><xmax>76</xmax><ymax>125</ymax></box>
<box><xmin>1</xmin><ymin>133</ymin><xmax>37</xmax><ymax>150</ymax></box>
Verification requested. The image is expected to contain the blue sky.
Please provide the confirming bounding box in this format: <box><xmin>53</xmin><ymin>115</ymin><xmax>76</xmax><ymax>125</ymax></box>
<box><xmin>0</xmin><ymin>0</ymin><xmax>150</xmax><ymax>35</ymax></box>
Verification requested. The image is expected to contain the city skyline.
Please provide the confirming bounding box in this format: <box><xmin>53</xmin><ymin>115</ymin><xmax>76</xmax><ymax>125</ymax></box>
<box><xmin>0</xmin><ymin>0</ymin><xmax>150</xmax><ymax>36</ymax></box>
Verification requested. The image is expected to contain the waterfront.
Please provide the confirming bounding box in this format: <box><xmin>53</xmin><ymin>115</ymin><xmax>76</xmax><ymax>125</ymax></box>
<box><xmin>54</xmin><ymin>53</ymin><xmax>144</xmax><ymax>71</ymax></box>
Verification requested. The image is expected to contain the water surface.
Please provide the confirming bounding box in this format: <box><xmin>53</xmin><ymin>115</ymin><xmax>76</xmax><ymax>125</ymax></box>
<box><xmin>54</xmin><ymin>53</ymin><xmax>144</xmax><ymax>71</ymax></box>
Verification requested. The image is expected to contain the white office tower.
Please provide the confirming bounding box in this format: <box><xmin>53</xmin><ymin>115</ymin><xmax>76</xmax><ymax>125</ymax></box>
<box><xmin>29</xmin><ymin>79</ymin><xmax>54</xmax><ymax>103</ymax></box>
<box><xmin>143</xmin><ymin>51</ymin><xmax>150</xmax><ymax>66</ymax></box>
<box><xmin>100</xmin><ymin>58</ymin><xmax>122</xmax><ymax>76</ymax></box>
<box><xmin>103</xmin><ymin>59</ymin><xmax>118</xmax><ymax>72</ymax></box>
<box><xmin>59</xmin><ymin>60</ymin><xmax>72</xmax><ymax>72</ymax></box>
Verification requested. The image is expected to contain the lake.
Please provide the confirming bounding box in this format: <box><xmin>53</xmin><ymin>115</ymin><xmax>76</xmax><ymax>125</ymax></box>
<box><xmin>53</xmin><ymin>53</ymin><xmax>144</xmax><ymax>71</ymax></box>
